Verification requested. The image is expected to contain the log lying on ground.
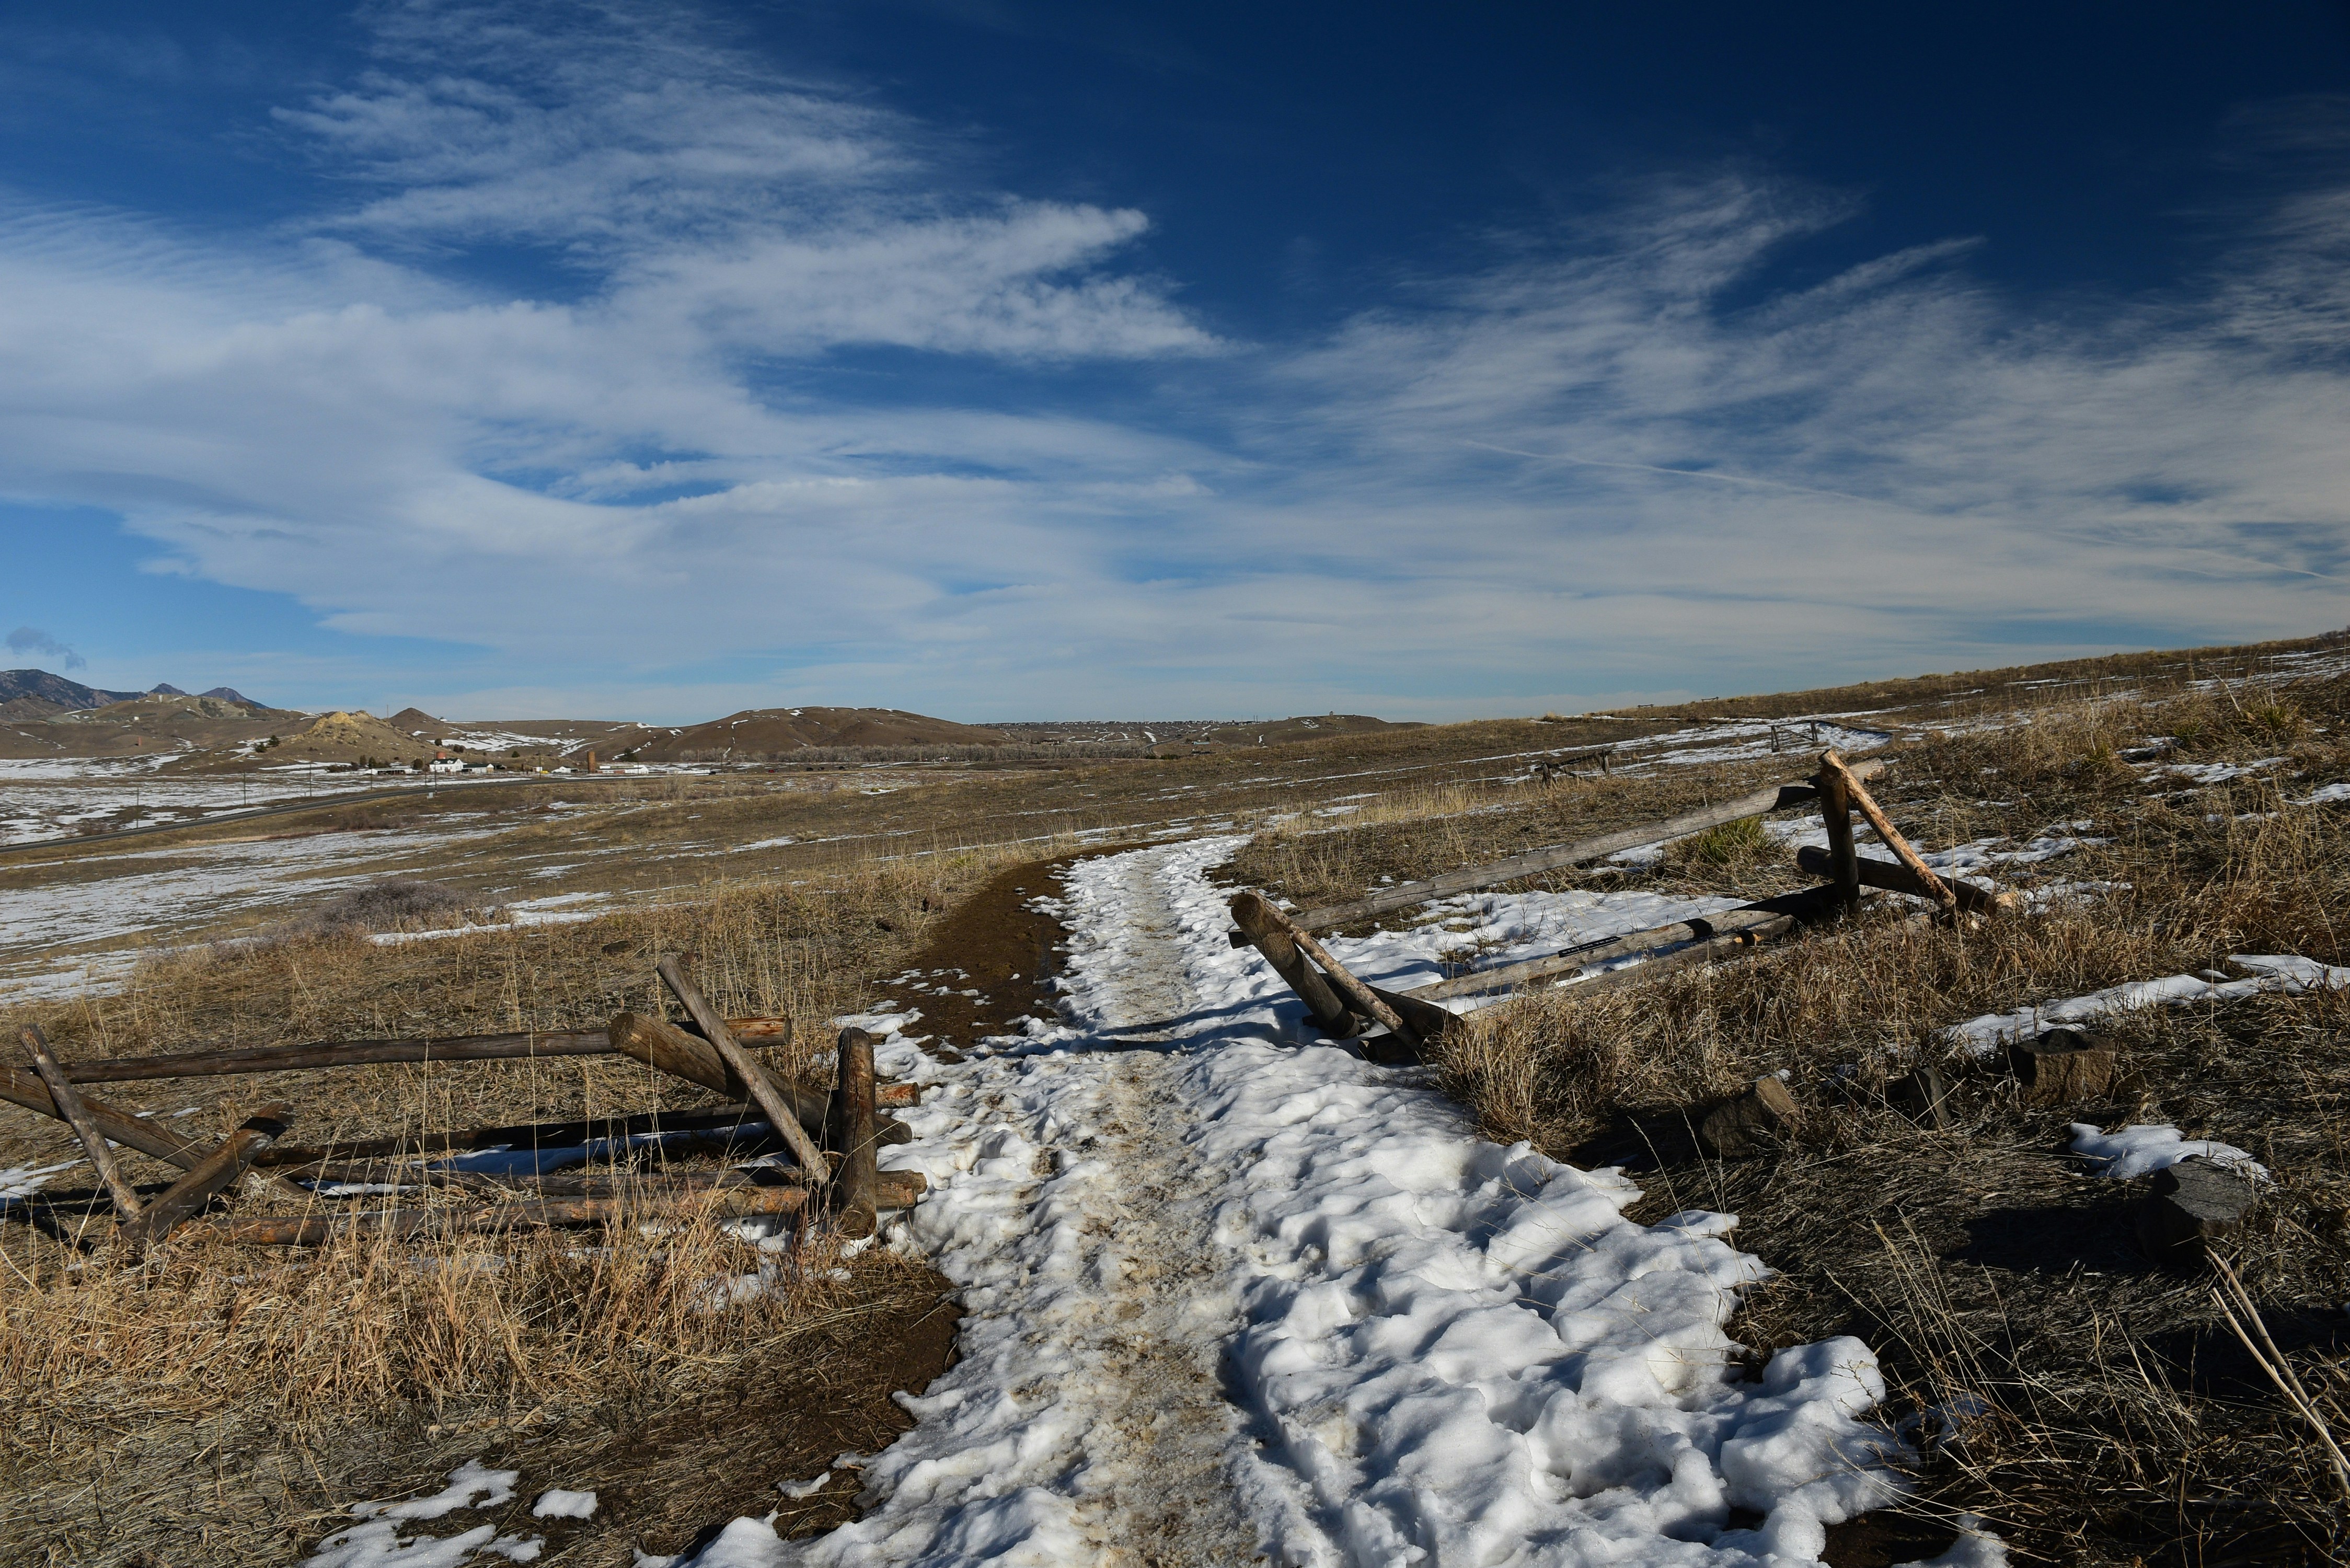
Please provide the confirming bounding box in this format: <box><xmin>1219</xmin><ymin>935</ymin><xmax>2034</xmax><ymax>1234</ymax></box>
<box><xmin>202</xmin><ymin>1170</ymin><xmax>930</xmax><ymax>1246</ymax></box>
<box><xmin>56</xmin><ymin>1018</ymin><xmax>791</xmax><ymax>1084</ymax></box>
<box><xmin>1535</xmin><ymin>916</ymin><xmax>1798</xmax><ymax>1000</ymax></box>
<box><xmin>659</xmin><ymin>959</ymin><xmax>828</xmax><ymax>1184</ymax></box>
<box><xmin>1793</xmin><ymin>847</ymin><xmax>2013</xmax><ymax>916</ymax></box>
<box><xmin>0</xmin><ymin>1061</ymin><xmax>308</xmax><ymax>1205</ymax></box>
<box><xmin>1407</xmin><ymin>886</ymin><xmax>1835</xmax><ymax>1001</ymax></box>
<box><xmin>432</xmin><ymin>1166</ymin><xmax>928</xmax><ymax>1202</ymax></box>
<box><xmin>119</xmin><ymin>1105</ymin><xmax>290</xmax><ymax>1251</ymax></box>
<box><xmin>254</xmin><ymin>1105</ymin><xmax>775</xmax><ymax>1170</ymax></box>
<box><xmin>1285</xmin><ymin>760</ymin><xmax>1887</xmax><ymax>932</ymax></box>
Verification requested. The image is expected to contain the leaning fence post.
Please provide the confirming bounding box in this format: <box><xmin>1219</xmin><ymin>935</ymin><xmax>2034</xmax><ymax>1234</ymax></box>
<box><xmin>1230</xmin><ymin>894</ymin><xmax>1419</xmax><ymax>1052</ymax></box>
<box><xmin>1229</xmin><ymin>892</ymin><xmax>1363</xmax><ymax>1036</ymax></box>
<box><xmin>19</xmin><ymin>1024</ymin><xmax>144</xmax><ymax>1223</ymax></box>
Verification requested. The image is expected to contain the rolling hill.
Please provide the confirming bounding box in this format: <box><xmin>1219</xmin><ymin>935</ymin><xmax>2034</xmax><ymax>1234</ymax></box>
<box><xmin>628</xmin><ymin>707</ymin><xmax>1009</xmax><ymax>762</ymax></box>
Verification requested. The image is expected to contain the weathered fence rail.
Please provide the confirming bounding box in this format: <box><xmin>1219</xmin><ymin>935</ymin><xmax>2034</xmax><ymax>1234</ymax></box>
<box><xmin>4</xmin><ymin>961</ymin><xmax>921</xmax><ymax>1255</ymax></box>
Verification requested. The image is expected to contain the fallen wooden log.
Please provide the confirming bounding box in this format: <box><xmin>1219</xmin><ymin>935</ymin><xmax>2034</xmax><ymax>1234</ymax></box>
<box><xmin>1821</xmin><ymin>750</ymin><xmax>1954</xmax><ymax>910</ymax></box>
<box><xmin>1407</xmin><ymin>887</ymin><xmax>1834</xmax><ymax>1001</ymax></box>
<box><xmin>1229</xmin><ymin>897</ymin><xmax>1420</xmax><ymax>1050</ymax></box>
<box><xmin>0</xmin><ymin>1062</ymin><xmax>309</xmax><ymax>1208</ymax></box>
<box><xmin>835</xmin><ymin>1028</ymin><xmax>881</xmax><ymax>1238</ymax></box>
<box><xmin>659</xmin><ymin>959</ymin><xmax>828</xmax><ymax>1185</ymax></box>
<box><xmin>119</xmin><ymin>1104</ymin><xmax>291</xmax><ymax>1251</ymax></box>
<box><xmin>202</xmin><ymin>1187</ymin><xmax>812</xmax><ymax>1246</ymax></box>
<box><xmin>1285</xmin><ymin>760</ymin><xmax>1887</xmax><ymax>931</ymax></box>
<box><xmin>1229</xmin><ymin>891</ymin><xmax>1365</xmax><ymax>1036</ymax></box>
<box><xmin>1793</xmin><ymin>847</ymin><xmax>2013</xmax><ymax>916</ymax></box>
<box><xmin>1546</xmin><ymin>917</ymin><xmax>1796</xmax><ymax>998</ymax></box>
<box><xmin>20</xmin><ymin>1024</ymin><xmax>144</xmax><ymax>1220</ymax></box>
<box><xmin>54</xmin><ymin>1018</ymin><xmax>790</xmax><ymax>1085</ymax></box>
<box><xmin>608</xmin><ymin>1012</ymin><xmax>834</xmax><ymax>1131</ymax></box>
<box><xmin>446</xmin><ymin>1167</ymin><xmax>926</xmax><ymax>1203</ymax></box>
<box><xmin>202</xmin><ymin>1169</ymin><xmax>931</xmax><ymax>1246</ymax></box>
<box><xmin>253</xmin><ymin>1105</ymin><xmax>775</xmax><ymax>1170</ymax></box>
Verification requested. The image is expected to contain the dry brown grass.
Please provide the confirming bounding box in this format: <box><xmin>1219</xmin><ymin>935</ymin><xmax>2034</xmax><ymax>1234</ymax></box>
<box><xmin>0</xmin><ymin>840</ymin><xmax>1039</xmax><ymax>1565</ymax></box>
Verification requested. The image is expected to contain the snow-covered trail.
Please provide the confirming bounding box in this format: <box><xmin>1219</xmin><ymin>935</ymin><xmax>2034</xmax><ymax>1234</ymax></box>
<box><xmin>682</xmin><ymin>837</ymin><xmax>1986</xmax><ymax>1568</ymax></box>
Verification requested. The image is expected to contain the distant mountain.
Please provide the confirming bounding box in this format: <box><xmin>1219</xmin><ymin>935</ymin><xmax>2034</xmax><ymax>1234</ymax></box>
<box><xmin>0</xmin><ymin>668</ymin><xmax>144</xmax><ymax>718</ymax></box>
<box><xmin>630</xmin><ymin>706</ymin><xmax>1008</xmax><ymax>761</ymax></box>
<box><xmin>198</xmin><ymin>686</ymin><xmax>261</xmax><ymax>708</ymax></box>
<box><xmin>148</xmin><ymin>683</ymin><xmax>189</xmax><ymax>696</ymax></box>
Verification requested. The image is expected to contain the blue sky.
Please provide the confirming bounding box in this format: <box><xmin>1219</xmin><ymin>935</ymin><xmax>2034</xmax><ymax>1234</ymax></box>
<box><xmin>2</xmin><ymin>2</ymin><xmax>2346</xmax><ymax>721</ymax></box>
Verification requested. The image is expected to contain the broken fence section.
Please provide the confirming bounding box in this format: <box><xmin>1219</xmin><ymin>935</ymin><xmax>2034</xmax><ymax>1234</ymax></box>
<box><xmin>6</xmin><ymin>959</ymin><xmax>929</xmax><ymax>1257</ymax></box>
<box><xmin>1225</xmin><ymin>750</ymin><xmax>2010</xmax><ymax>1063</ymax></box>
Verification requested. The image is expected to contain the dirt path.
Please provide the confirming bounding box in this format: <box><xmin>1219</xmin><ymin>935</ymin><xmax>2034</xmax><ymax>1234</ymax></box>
<box><xmin>1044</xmin><ymin>851</ymin><xmax>1262</xmax><ymax>1564</ymax></box>
<box><xmin>796</xmin><ymin>841</ymin><xmax>1273</xmax><ymax>1566</ymax></box>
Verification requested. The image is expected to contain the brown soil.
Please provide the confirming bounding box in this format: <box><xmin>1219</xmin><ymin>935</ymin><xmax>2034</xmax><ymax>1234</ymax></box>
<box><xmin>498</xmin><ymin>1265</ymin><xmax>964</xmax><ymax>1562</ymax></box>
<box><xmin>870</xmin><ymin>844</ymin><xmax>1150</xmax><ymax>1053</ymax></box>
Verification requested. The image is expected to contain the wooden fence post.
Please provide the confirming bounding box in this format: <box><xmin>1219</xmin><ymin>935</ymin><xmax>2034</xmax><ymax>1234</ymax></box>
<box><xmin>1229</xmin><ymin>892</ymin><xmax>1364</xmax><ymax>1036</ymax></box>
<box><xmin>1815</xmin><ymin>759</ymin><xmax>1861</xmax><ymax>914</ymax></box>
<box><xmin>835</xmin><ymin>1028</ymin><xmax>880</xmax><ymax>1239</ymax></box>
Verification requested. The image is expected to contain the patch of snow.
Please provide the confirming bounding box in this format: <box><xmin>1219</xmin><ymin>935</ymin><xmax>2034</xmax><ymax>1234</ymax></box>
<box><xmin>2069</xmin><ymin>1124</ymin><xmax>2267</xmax><ymax>1182</ymax></box>
<box><xmin>2147</xmin><ymin>756</ymin><xmax>2283</xmax><ymax>787</ymax></box>
<box><xmin>303</xmin><ymin>1460</ymin><xmax>540</xmax><ymax>1567</ymax></box>
<box><xmin>0</xmin><ymin>1158</ymin><xmax>82</xmax><ymax>1205</ymax></box>
<box><xmin>532</xmin><ymin>1488</ymin><xmax>599</xmax><ymax>1520</ymax></box>
<box><xmin>1946</xmin><ymin>954</ymin><xmax>2350</xmax><ymax>1054</ymax></box>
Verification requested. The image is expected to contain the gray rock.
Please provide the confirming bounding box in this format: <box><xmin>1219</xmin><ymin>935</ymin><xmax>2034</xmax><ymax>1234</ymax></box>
<box><xmin>2137</xmin><ymin>1155</ymin><xmax>2260</xmax><ymax>1263</ymax></box>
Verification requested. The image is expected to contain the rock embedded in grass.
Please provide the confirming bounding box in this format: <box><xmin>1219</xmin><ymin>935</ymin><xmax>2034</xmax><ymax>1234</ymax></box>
<box><xmin>1700</xmin><ymin>1075</ymin><xmax>1798</xmax><ymax>1158</ymax></box>
<box><xmin>1889</xmin><ymin>1063</ymin><xmax>1952</xmax><ymax>1129</ymax></box>
<box><xmin>2137</xmin><ymin>1155</ymin><xmax>2261</xmax><ymax>1263</ymax></box>
<box><xmin>2009</xmin><ymin>1027</ymin><xmax>2115</xmax><ymax>1105</ymax></box>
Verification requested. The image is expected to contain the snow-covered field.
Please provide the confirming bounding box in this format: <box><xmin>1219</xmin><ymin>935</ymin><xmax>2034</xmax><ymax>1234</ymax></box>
<box><xmin>0</xmin><ymin>817</ymin><xmax>514</xmax><ymax>1001</ymax></box>
<box><xmin>0</xmin><ymin>759</ymin><xmax>437</xmax><ymax>846</ymax></box>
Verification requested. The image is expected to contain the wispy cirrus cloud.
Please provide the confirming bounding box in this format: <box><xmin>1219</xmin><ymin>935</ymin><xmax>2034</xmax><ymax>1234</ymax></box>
<box><xmin>0</xmin><ymin>3</ymin><xmax>2344</xmax><ymax>719</ymax></box>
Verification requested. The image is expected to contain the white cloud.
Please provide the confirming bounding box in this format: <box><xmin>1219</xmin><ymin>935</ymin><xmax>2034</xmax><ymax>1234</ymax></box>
<box><xmin>0</xmin><ymin>7</ymin><xmax>2345</xmax><ymax>720</ymax></box>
